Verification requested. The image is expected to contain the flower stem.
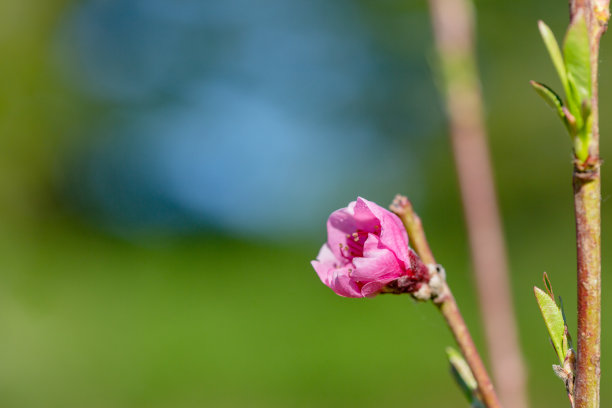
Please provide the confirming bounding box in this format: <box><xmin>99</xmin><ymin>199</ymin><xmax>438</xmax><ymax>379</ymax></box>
<box><xmin>438</xmin><ymin>287</ymin><xmax>501</xmax><ymax>408</ymax></box>
<box><xmin>569</xmin><ymin>2</ymin><xmax>607</xmax><ymax>406</ymax></box>
<box><xmin>426</xmin><ymin>1</ymin><xmax>527</xmax><ymax>405</ymax></box>
<box><xmin>391</xmin><ymin>196</ymin><xmax>502</xmax><ymax>408</ymax></box>
<box><xmin>391</xmin><ymin>196</ymin><xmax>435</xmax><ymax>264</ymax></box>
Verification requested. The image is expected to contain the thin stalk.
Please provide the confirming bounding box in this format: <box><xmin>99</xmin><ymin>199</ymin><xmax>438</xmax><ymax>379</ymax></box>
<box><xmin>438</xmin><ymin>286</ymin><xmax>501</xmax><ymax>408</ymax></box>
<box><xmin>391</xmin><ymin>196</ymin><xmax>502</xmax><ymax>408</ymax></box>
<box><xmin>569</xmin><ymin>2</ymin><xmax>607</xmax><ymax>407</ymax></box>
<box><xmin>427</xmin><ymin>1</ymin><xmax>527</xmax><ymax>406</ymax></box>
<box><xmin>391</xmin><ymin>196</ymin><xmax>435</xmax><ymax>264</ymax></box>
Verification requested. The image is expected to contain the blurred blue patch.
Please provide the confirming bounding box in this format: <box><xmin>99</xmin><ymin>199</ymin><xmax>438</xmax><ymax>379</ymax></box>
<box><xmin>54</xmin><ymin>0</ymin><xmax>438</xmax><ymax>239</ymax></box>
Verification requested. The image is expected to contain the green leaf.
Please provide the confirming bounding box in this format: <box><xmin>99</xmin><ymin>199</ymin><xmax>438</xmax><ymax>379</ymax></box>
<box><xmin>446</xmin><ymin>347</ymin><xmax>484</xmax><ymax>408</ymax></box>
<box><xmin>566</xmin><ymin>75</ymin><xmax>585</xmax><ymax>128</ymax></box>
<box><xmin>562</xmin><ymin>328</ymin><xmax>570</xmax><ymax>360</ymax></box>
<box><xmin>563</xmin><ymin>11</ymin><xmax>591</xmax><ymax>103</ymax></box>
<box><xmin>530</xmin><ymin>81</ymin><xmax>574</xmax><ymax>133</ymax></box>
<box><xmin>538</xmin><ymin>21</ymin><xmax>568</xmax><ymax>91</ymax></box>
<box><xmin>530</xmin><ymin>81</ymin><xmax>565</xmax><ymax>117</ymax></box>
<box><xmin>543</xmin><ymin>271</ymin><xmax>554</xmax><ymax>299</ymax></box>
<box><xmin>534</xmin><ymin>286</ymin><xmax>567</xmax><ymax>364</ymax></box>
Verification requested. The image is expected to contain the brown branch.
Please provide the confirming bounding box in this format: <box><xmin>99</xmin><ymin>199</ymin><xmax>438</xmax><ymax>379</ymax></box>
<box><xmin>391</xmin><ymin>196</ymin><xmax>502</xmax><ymax>408</ymax></box>
<box><xmin>427</xmin><ymin>1</ymin><xmax>527</xmax><ymax>406</ymax></box>
<box><xmin>569</xmin><ymin>2</ymin><xmax>607</xmax><ymax>407</ymax></box>
<box><xmin>438</xmin><ymin>288</ymin><xmax>501</xmax><ymax>408</ymax></box>
<box><xmin>573</xmin><ymin>169</ymin><xmax>601</xmax><ymax>408</ymax></box>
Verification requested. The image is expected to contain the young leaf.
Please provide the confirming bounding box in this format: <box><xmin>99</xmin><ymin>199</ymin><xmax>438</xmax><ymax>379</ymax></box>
<box><xmin>563</xmin><ymin>11</ymin><xmax>591</xmax><ymax>103</ymax></box>
<box><xmin>543</xmin><ymin>271</ymin><xmax>555</xmax><ymax>299</ymax></box>
<box><xmin>446</xmin><ymin>347</ymin><xmax>484</xmax><ymax>408</ymax></box>
<box><xmin>562</xmin><ymin>327</ymin><xmax>570</xmax><ymax>359</ymax></box>
<box><xmin>530</xmin><ymin>81</ymin><xmax>565</xmax><ymax>119</ymax></box>
<box><xmin>534</xmin><ymin>286</ymin><xmax>566</xmax><ymax>364</ymax></box>
<box><xmin>538</xmin><ymin>21</ymin><xmax>568</xmax><ymax>91</ymax></box>
<box><xmin>566</xmin><ymin>76</ymin><xmax>585</xmax><ymax>129</ymax></box>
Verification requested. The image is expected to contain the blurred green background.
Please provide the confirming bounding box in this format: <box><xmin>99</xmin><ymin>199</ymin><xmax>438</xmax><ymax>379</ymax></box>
<box><xmin>1</xmin><ymin>0</ymin><xmax>611</xmax><ymax>407</ymax></box>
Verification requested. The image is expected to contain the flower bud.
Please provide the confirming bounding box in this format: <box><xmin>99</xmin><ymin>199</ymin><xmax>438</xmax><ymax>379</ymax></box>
<box><xmin>311</xmin><ymin>197</ymin><xmax>429</xmax><ymax>298</ymax></box>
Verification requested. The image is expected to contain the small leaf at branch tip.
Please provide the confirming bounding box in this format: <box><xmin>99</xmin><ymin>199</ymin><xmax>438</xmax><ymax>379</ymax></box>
<box><xmin>534</xmin><ymin>286</ymin><xmax>567</xmax><ymax>364</ymax></box>
<box><xmin>538</xmin><ymin>20</ymin><xmax>567</xmax><ymax>89</ymax></box>
<box><xmin>564</xmin><ymin>11</ymin><xmax>591</xmax><ymax>103</ymax></box>
<box><xmin>537</xmin><ymin>20</ymin><xmax>550</xmax><ymax>35</ymax></box>
<box><xmin>530</xmin><ymin>82</ymin><xmax>573</xmax><ymax>134</ymax></box>
<box><xmin>530</xmin><ymin>81</ymin><xmax>565</xmax><ymax>118</ymax></box>
<box><xmin>543</xmin><ymin>272</ymin><xmax>554</xmax><ymax>300</ymax></box>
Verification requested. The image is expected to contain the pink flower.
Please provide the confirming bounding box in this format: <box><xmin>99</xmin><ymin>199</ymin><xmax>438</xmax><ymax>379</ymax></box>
<box><xmin>311</xmin><ymin>197</ymin><xmax>429</xmax><ymax>298</ymax></box>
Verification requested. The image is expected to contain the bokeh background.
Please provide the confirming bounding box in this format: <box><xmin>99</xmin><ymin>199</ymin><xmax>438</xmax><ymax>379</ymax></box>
<box><xmin>1</xmin><ymin>0</ymin><xmax>611</xmax><ymax>407</ymax></box>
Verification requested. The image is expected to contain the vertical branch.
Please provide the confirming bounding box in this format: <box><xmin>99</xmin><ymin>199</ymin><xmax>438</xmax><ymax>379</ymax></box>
<box><xmin>427</xmin><ymin>1</ymin><xmax>528</xmax><ymax>406</ymax></box>
<box><xmin>573</xmin><ymin>171</ymin><xmax>601</xmax><ymax>408</ymax></box>
<box><xmin>391</xmin><ymin>196</ymin><xmax>502</xmax><ymax>408</ymax></box>
<box><xmin>569</xmin><ymin>2</ymin><xmax>607</xmax><ymax>407</ymax></box>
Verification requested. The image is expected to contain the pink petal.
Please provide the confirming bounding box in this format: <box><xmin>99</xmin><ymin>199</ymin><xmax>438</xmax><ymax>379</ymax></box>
<box><xmin>357</xmin><ymin>197</ymin><xmax>410</xmax><ymax>265</ymax></box>
<box><xmin>352</xmin><ymin>198</ymin><xmax>381</xmax><ymax>232</ymax></box>
<box><xmin>315</xmin><ymin>243</ymin><xmax>338</xmax><ymax>265</ymax></box>
<box><xmin>329</xmin><ymin>269</ymin><xmax>363</xmax><ymax>298</ymax></box>
<box><xmin>312</xmin><ymin>244</ymin><xmax>362</xmax><ymax>297</ymax></box>
<box><xmin>326</xmin><ymin>206</ymin><xmax>357</xmax><ymax>260</ymax></box>
<box><xmin>311</xmin><ymin>244</ymin><xmax>342</xmax><ymax>285</ymax></box>
<box><xmin>351</xmin><ymin>236</ymin><xmax>404</xmax><ymax>282</ymax></box>
<box><xmin>311</xmin><ymin>260</ymin><xmax>333</xmax><ymax>286</ymax></box>
<box><xmin>361</xmin><ymin>281</ymin><xmax>386</xmax><ymax>297</ymax></box>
